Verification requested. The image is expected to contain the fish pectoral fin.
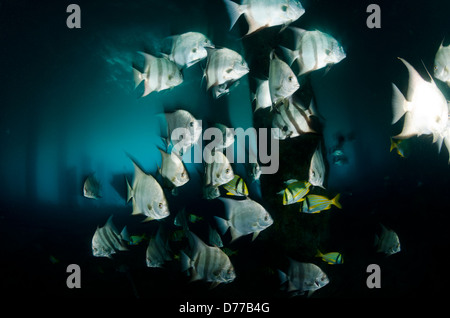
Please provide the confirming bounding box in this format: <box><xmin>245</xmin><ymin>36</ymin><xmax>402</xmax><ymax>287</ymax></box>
<box><xmin>142</xmin><ymin>216</ymin><xmax>154</xmax><ymax>222</ymax></box>
<box><xmin>209</xmin><ymin>281</ymin><xmax>221</xmax><ymax>289</ymax></box>
<box><xmin>251</xmin><ymin>231</ymin><xmax>260</xmax><ymax>241</ymax></box>
<box><xmin>131</xmin><ymin>206</ymin><xmax>141</xmax><ymax>216</ymax></box>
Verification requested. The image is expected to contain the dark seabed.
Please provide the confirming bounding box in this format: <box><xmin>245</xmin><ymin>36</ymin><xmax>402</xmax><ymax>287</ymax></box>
<box><xmin>0</xmin><ymin>0</ymin><xmax>450</xmax><ymax>306</ymax></box>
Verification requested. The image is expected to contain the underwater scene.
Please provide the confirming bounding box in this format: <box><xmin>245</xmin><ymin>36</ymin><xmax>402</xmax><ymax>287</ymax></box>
<box><xmin>1</xmin><ymin>0</ymin><xmax>450</xmax><ymax>303</ymax></box>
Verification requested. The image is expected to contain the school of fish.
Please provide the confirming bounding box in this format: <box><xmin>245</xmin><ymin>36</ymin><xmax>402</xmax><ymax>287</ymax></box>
<box><xmin>83</xmin><ymin>0</ymin><xmax>450</xmax><ymax>298</ymax></box>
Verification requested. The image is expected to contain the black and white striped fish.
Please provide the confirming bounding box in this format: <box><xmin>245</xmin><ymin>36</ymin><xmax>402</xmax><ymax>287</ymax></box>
<box><xmin>280</xmin><ymin>28</ymin><xmax>346</xmax><ymax>76</ymax></box>
<box><xmin>268</xmin><ymin>51</ymin><xmax>299</xmax><ymax>106</ymax></box>
<box><xmin>83</xmin><ymin>173</ymin><xmax>101</xmax><ymax>199</ymax></box>
<box><xmin>271</xmin><ymin>97</ymin><xmax>316</xmax><ymax>139</ymax></box>
<box><xmin>308</xmin><ymin>143</ymin><xmax>326</xmax><ymax>189</ymax></box>
<box><xmin>165</xmin><ymin>109</ymin><xmax>202</xmax><ymax>156</ymax></box>
<box><xmin>375</xmin><ymin>224</ymin><xmax>401</xmax><ymax>256</ymax></box>
<box><xmin>204</xmin><ymin>150</ymin><xmax>235</xmax><ymax>188</ymax></box>
<box><xmin>126</xmin><ymin>158</ymin><xmax>170</xmax><ymax>222</ymax></box>
<box><xmin>92</xmin><ymin>215</ymin><xmax>129</xmax><ymax>258</ymax></box>
<box><xmin>223</xmin><ymin>0</ymin><xmax>305</xmax><ymax>36</ymax></box>
<box><xmin>146</xmin><ymin>226</ymin><xmax>172</xmax><ymax>268</ymax></box>
<box><xmin>253</xmin><ymin>79</ymin><xmax>272</xmax><ymax>112</ymax></box>
<box><xmin>215</xmin><ymin>197</ymin><xmax>273</xmax><ymax>242</ymax></box>
<box><xmin>204</xmin><ymin>47</ymin><xmax>249</xmax><ymax>93</ymax></box>
<box><xmin>434</xmin><ymin>41</ymin><xmax>450</xmax><ymax>86</ymax></box>
<box><xmin>161</xmin><ymin>31</ymin><xmax>214</xmax><ymax>69</ymax></box>
<box><xmin>181</xmin><ymin>232</ymin><xmax>236</xmax><ymax>286</ymax></box>
<box><xmin>133</xmin><ymin>52</ymin><xmax>183</xmax><ymax>97</ymax></box>
<box><xmin>278</xmin><ymin>258</ymin><xmax>329</xmax><ymax>297</ymax></box>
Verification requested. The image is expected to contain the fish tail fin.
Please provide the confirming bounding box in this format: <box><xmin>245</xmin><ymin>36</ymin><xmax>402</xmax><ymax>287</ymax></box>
<box><xmin>332</xmin><ymin>193</ymin><xmax>342</xmax><ymax>209</ymax></box>
<box><xmin>444</xmin><ymin>134</ymin><xmax>450</xmax><ymax>164</ymax></box>
<box><xmin>222</xmin><ymin>0</ymin><xmax>244</xmax><ymax>30</ymax></box>
<box><xmin>120</xmin><ymin>226</ymin><xmax>131</xmax><ymax>243</ymax></box>
<box><xmin>279</xmin><ymin>46</ymin><xmax>298</xmax><ymax>66</ymax></box>
<box><xmin>277</xmin><ymin>269</ymin><xmax>288</xmax><ymax>285</ymax></box>
<box><xmin>132</xmin><ymin>67</ymin><xmax>144</xmax><ymax>89</ymax></box>
<box><xmin>214</xmin><ymin>216</ymin><xmax>230</xmax><ymax>236</ymax></box>
<box><xmin>315</xmin><ymin>250</ymin><xmax>323</xmax><ymax>258</ymax></box>
<box><xmin>390</xmin><ymin>138</ymin><xmax>398</xmax><ymax>152</ymax></box>
<box><xmin>391</xmin><ymin>83</ymin><xmax>407</xmax><ymax>124</ymax></box>
<box><xmin>126</xmin><ymin>177</ymin><xmax>133</xmax><ymax>203</ymax></box>
<box><xmin>436</xmin><ymin>133</ymin><xmax>444</xmax><ymax>153</ymax></box>
<box><xmin>180</xmin><ymin>250</ymin><xmax>191</xmax><ymax>273</ymax></box>
<box><xmin>133</xmin><ymin>66</ymin><xmax>152</xmax><ymax>97</ymax></box>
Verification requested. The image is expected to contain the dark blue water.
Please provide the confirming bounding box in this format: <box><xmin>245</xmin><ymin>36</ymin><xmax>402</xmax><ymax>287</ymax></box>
<box><xmin>0</xmin><ymin>0</ymin><xmax>449</xmax><ymax>303</ymax></box>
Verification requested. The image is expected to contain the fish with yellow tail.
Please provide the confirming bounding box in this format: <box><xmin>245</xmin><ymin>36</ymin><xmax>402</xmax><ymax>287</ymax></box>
<box><xmin>301</xmin><ymin>194</ymin><xmax>341</xmax><ymax>214</ymax></box>
<box><xmin>277</xmin><ymin>179</ymin><xmax>311</xmax><ymax>205</ymax></box>
<box><xmin>223</xmin><ymin>175</ymin><xmax>249</xmax><ymax>197</ymax></box>
<box><xmin>315</xmin><ymin>250</ymin><xmax>344</xmax><ymax>265</ymax></box>
<box><xmin>390</xmin><ymin>138</ymin><xmax>412</xmax><ymax>158</ymax></box>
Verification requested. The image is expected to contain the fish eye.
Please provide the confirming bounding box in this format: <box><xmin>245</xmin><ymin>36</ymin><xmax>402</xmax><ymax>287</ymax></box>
<box><xmin>281</xmin><ymin>4</ymin><xmax>288</xmax><ymax>12</ymax></box>
<box><xmin>434</xmin><ymin>65</ymin><xmax>438</xmax><ymax>71</ymax></box>
<box><xmin>181</xmin><ymin>171</ymin><xmax>185</xmax><ymax>178</ymax></box>
<box><xmin>189</xmin><ymin>121</ymin><xmax>194</xmax><ymax>127</ymax></box>
<box><xmin>225</xmin><ymin>168</ymin><xmax>231</xmax><ymax>174</ymax></box>
<box><xmin>168</xmin><ymin>74</ymin><xmax>173</xmax><ymax>80</ymax></box>
<box><xmin>288</xmin><ymin>76</ymin><xmax>293</xmax><ymax>82</ymax></box>
<box><xmin>282</xmin><ymin>125</ymin><xmax>288</xmax><ymax>132</ymax></box>
<box><xmin>158</xmin><ymin>202</ymin><xmax>163</xmax><ymax>209</ymax></box>
<box><xmin>226</xmin><ymin>68</ymin><xmax>233</xmax><ymax>74</ymax></box>
<box><xmin>192</xmin><ymin>47</ymin><xmax>197</xmax><ymax>53</ymax></box>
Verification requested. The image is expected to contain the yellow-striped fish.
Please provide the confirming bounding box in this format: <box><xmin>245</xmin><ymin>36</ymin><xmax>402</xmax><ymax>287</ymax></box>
<box><xmin>278</xmin><ymin>179</ymin><xmax>311</xmax><ymax>205</ymax></box>
<box><xmin>223</xmin><ymin>175</ymin><xmax>248</xmax><ymax>196</ymax></box>
<box><xmin>301</xmin><ymin>194</ymin><xmax>341</xmax><ymax>213</ymax></box>
<box><xmin>315</xmin><ymin>250</ymin><xmax>343</xmax><ymax>265</ymax></box>
<box><xmin>390</xmin><ymin>138</ymin><xmax>410</xmax><ymax>158</ymax></box>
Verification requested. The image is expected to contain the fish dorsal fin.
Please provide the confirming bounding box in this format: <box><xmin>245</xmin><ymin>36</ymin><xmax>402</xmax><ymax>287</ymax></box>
<box><xmin>285</xmin><ymin>179</ymin><xmax>298</xmax><ymax>185</ymax></box>
<box><xmin>398</xmin><ymin>58</ymin><xmax>426</xmax><ymax>101</ymax></box>
<box><xmin>105</xmin><ymin>215</ymin><xmax>119</xmax><ymax>234</ymax></box>
<box><xmin>391</xmin><ymin>83</ymin><xmax>408</xmax><ymax>124</ymax></box>
<box><xmin>420</xmin><ymin>59</ymin><xmax>435</xmax><ymax>84</ymax></box>
<box><xmin>289</xmin><ymin>27</ymin><xmax>307</xmax><ymax>40</ymax></box>
<box><xmin>131</xmin><ymin>159</ymin><xmax>147</xmax><ymax>179</ymax></box>
<box><xmin>158</xmin><ymin>147</ymin><xmax>170</xmax><ymax>164</ymax></box>
<box><xmin>222</xmin><ymin>0</ymin><xmax>246</xmax><ymax>31</ymax></box>
<box><xmin>137</xmin><ymin>51</ymin><xmax>156</xmax><ymax>66</ymax></box>
<box><xmin>279</xmin><ymin>45</ymin><xmax>299</xmax><ymax>67</ymax></box>
<box><xmin>188</xmin><ymin>231</ymin><xmax>208</xmax><ymax>257</ymax></box>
